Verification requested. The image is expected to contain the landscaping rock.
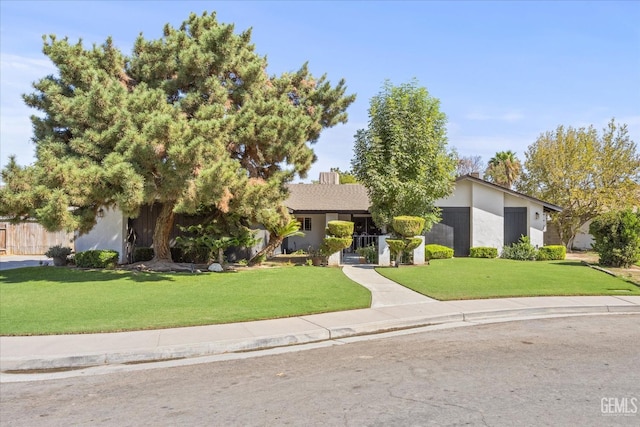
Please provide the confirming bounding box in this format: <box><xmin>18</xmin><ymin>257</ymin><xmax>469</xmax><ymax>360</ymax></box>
<box><xmin>208</xmin><ymin>263</ymin><xmax>223</xmax><ymax>272</ymax></box>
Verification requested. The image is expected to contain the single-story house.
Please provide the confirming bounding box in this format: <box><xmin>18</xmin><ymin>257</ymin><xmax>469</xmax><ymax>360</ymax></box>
<box><xmin>284</xmin><ymin>172</ymin><xmax>563</xmax><ymax>257</ymax></box>
<box><xmin>75</xmin><ymin>172</ymin><xmax>562</xmax><ymax>263</ymax></box>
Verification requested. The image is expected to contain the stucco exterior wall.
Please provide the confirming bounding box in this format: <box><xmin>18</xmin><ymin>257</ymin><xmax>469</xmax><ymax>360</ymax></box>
<box><xmin>438</xmin><ymin>180</ymin><xmax>471</xmax><ymax>206</ymax></box>
<box><xmin>470</xmin><ymin>183</ymin><xmax>504</xmax><ymax>250</ymax></box>
<box><xmin>572</xmin><ymin>220</ymin><xmax>594</xmax><ymax>250</ymax></box>
<box><xmin>286</xmin><ymin>214</ymin><xmax>327</xmax><ymax>252</ymax></box>
<box><xmin>75</xmin><ymin>206</ymin><xmax>127</xmax><ymax>263</ymax></box>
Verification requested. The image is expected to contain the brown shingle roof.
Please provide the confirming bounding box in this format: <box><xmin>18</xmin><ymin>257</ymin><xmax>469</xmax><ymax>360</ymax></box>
<box><xmin>285</xmin><ymin>184</ymin><xmax>370</xmax><ymax>213</ymax></box>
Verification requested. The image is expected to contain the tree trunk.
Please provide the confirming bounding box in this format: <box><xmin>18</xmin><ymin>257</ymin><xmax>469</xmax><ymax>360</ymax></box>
<box><xmin>249</xmin><ymin>232</ymin><xmax>281</xmax><ymax>266</ymax></box>
<box><xmin>152</xmin><ymin>202</ymin><xmax>176</xmax><ymax>262</ymax></box>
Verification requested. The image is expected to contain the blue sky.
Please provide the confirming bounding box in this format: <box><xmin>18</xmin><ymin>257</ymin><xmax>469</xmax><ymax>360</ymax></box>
<box><xmin>1</xmin><ymin>1</ymin><xmax>638</xmax><ymax>182</ymax></box>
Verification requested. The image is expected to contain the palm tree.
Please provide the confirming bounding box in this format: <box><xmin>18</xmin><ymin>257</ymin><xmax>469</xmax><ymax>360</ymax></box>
<box><xmin>248</xmin><ymin>218</ymin><xmax>304</xmax><ymax>265</ymax></box>
<box><xmin>484</xmin><ymin>150</ymin><xmax>522</xmax><ymax>188</ymax></box>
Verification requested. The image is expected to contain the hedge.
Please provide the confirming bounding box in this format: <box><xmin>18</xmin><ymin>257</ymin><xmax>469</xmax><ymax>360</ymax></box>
<box><xmin>536</xmin><ymin>245</ymin><xmax>566</xmax><ymax>261</ymax></box>
<box><xmin>470</xmin><ymin>247</ymin><xmax>498</xmax><ymax>258</ymax></box>
<box><xmin>425</xmin><ymin>244</ymin><xmax>454</xmax><ymax>260</ymax></box>
<box><xmin>75</xmin><ymin>250</ymin><xmax>119</xmax><ymax>268</ymax></box>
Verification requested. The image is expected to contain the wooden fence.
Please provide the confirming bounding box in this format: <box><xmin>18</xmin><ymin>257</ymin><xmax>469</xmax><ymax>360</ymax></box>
<box><xmin>0</xmin><ymin>221</ymin><xmax>74</xmax><ymax>255</ymax></box>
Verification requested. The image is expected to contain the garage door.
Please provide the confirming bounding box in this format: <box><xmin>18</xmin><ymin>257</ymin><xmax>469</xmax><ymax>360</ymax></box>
<box><xmin>504</xmin><ymin>207</ymin><xmax>527</xmax><ymax>246</ymax></box>
<box><xmin>425</xmin><ymin>207</ymin><xmax>470</xmax><ymax>257</ymax></box>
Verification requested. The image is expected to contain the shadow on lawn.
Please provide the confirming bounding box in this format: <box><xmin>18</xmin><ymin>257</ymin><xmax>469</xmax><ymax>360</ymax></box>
<box><xmin>547</xmin><ymin>261</ymin><xmax>586</xmax><ymax>267</ymax></box>
<box><xmin>0</xmin><ymin>266</ymin><xmax>176</xmax><ymax>284</ymax></box>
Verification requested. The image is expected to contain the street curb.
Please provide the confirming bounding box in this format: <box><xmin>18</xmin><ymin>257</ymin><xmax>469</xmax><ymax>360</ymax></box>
<box><xmin>2</xmin><ymin>305</ymin><xmax>639</xmax><ymax>373</ymax></box>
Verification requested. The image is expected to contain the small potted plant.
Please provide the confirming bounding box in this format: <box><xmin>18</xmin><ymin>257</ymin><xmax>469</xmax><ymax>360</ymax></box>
<box><xmin>45</xmin><ymin>244</ymin><xmax>72</xmax><ymax>266</ymax></box>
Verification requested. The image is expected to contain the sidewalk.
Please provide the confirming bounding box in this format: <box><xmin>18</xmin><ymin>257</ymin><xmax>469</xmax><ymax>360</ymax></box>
<box><xmin>1</xmin><ymin>263</ymin><xmax>639</xmax><ymax>372</ymax></box>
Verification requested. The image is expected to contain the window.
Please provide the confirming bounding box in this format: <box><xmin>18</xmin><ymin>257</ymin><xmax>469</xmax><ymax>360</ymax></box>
<box><xmin>297</xmin><ymin>217</ymin><xmax>312</xmax><ymax>231</ymax></box>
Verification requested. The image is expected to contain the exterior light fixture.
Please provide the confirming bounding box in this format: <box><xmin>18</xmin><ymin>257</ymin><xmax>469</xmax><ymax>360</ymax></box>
<box><xmin>97</xmin><ymin>208</ymin><xmax>105</xmax><ymax>218</ymax></box>
<box><xmin>535</xmin><ymin>212</ymin><xmax>540</xmax><ymax>220</ymax></box>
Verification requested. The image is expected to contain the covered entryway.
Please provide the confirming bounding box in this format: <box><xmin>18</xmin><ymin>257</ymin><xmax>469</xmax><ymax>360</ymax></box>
<box><xmin>504</xmin><ymin>207</ymin><xmax>527</xmax><ymax>246</ymax></box>
<box><xmin>425</xmin><ymin>207</ymin><xmax>470</xmax><ymax>257</ymax></box>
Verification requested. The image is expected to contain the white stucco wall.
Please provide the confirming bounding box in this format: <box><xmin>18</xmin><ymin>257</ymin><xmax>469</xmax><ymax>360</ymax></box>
<box><xmin>572</xmin><ymin>220</ymin><xmax>595</xmax><ymax>250</ymax></box>
<box><xmin>471</xmin><ymin>183</ymin><xmax>504</xmax><ymax>250</ymax></box>
<box><xmin>74</xmin><ymin>206</ymin><xmax>127</xmax><ymax>263</ymax></box>
<box><xmin>438</xmin><ymin>180</ymin><xmax>471</xmax><ymax>206</ymax></box>
<box><xmin>285</xmin><ymin>214</ymin><xmax>327</xmax><ymax>252</ymax></box>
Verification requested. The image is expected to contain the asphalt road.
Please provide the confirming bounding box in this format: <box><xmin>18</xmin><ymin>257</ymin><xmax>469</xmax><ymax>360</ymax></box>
<box><xmin>1</xmin><ymin>315</ymin><xmax>639</xmax><ymax>426</ymax></box>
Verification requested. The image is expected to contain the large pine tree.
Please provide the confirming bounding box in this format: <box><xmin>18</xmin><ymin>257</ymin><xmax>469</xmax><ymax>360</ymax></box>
<box><xmin>0</xmin><ymin>12</ymin><xmax>355</xmax><ymax>265</ymax></box>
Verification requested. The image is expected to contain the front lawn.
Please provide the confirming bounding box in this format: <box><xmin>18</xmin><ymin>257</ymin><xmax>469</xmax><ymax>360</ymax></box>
<box><xmin>0</xmin><ymin>266</ymin><xmax>371</xmax><ymax>336</ymax></box>
<box><xmin>376</xmin><ymin>258</ymin><xmax>640</xmax><ymax>300</ymax></box>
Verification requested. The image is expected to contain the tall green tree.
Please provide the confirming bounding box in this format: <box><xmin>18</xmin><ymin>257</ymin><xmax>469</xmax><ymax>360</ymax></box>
<box><xmin>351</xmin><ymin>80</ymin><xmax>456</xmax><ymax>231</ymax></box>
<box><xmin>0</xmin><ymin>12</ymin><xmax>355</xmax><ymax>265</ymax></box>
<box><xmin>517</xmin><ymin>119</ymin><xmax>640</xmax><ymax>249</ymax></box>
<box><xmin>484</xmin><ymin>150</ymin><xmax>521</xmax><ymax>188</ymax></box>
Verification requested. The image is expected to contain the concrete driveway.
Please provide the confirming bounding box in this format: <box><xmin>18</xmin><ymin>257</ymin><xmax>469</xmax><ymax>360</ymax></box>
<box><xmin>0</xmin><ymin>255</ymin><xmax>50</xmax><ymax>270</ymax></box>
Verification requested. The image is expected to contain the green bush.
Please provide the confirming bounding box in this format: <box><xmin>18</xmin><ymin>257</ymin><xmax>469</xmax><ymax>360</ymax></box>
<box><xmin>536</xmin><ymin>245</ymin><xmax>566</xmax><ymax>261</ymax></box>
<box><xmin>133</xmin><ymin>247</ymin><xmax>154</xmax><ymax>262</ymax></box>
<box><xmin>326</xmin><ymin>220</ymin><xmax>354</xmax><ymax>238</ymax></box>
<box><xmin>501</xmin><ymin>236</ymin><xmax>537</xmax><ymax>261</ymax></box>
<box><xmin>386</xmin><ymin>239</ymin><xmax>407</xmax><ymax>257</ymax></box>
<box><xmin>356</xmin><ymin>244</ymin><xmax>378</xmax><ymax>264</ymax></box>
<box><xmin>320</xmin><ymin>237</ymin><xmax>352</xmax><ymax>255</ymax></box>
<box><xmin>75</xmin><ymin>250</ymin><xmax>119</xmax><ymax>268</ymax></box>
<box><xmin>589</xmin><ymin>209</ymin><xmax>640</xmax><ymax>268</ymax></box>
<box><xmin>425</xmin><ymin>244</ymin><xmax>454</xmax><ymax>260</ymax></box>
<box><xmin>392</xmin><ymin>216</ymin><xmax>426</xmax><ymax>237</ymax></box>
<box><xmin>470</xmin><ymin>247</ymin><xmax>498</xmax><ymax>258</ymax></box>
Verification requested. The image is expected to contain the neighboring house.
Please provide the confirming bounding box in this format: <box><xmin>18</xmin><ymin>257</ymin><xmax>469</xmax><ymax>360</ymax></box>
<box><xmin>284</xmin><ymin>173</ymin><xmax>562</xmax><ymax>257</ymax></box>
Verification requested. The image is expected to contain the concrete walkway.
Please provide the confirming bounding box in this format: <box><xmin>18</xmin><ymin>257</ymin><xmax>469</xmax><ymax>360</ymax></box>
<box><xmin>1</xmin><ymin>260</ymin><xmax>640</xmax><ymax>374</ymax></box>
<box><xmin>342</xmin><ymin>265</ymin><xmax>437</xmax><ymax>306</ymax></box>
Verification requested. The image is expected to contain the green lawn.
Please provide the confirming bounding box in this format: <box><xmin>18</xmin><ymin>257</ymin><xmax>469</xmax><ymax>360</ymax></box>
<box><xmin>377</xmin><ymin>258</ymin><xmax>640</xmax><ymax>300</ymax></box>
<box><xmin>0</xmin><ymin>266</ymin><xmax>371</xmax><ymax>336</ymax></box>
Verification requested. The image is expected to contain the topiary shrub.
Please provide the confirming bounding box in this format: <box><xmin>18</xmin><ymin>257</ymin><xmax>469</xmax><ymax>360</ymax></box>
<box><xmin>425</xmin><ymin>244</ymin><xmax>454</xmax><ymax>260</ymax></box>
<box><xmin>387</xmin><ymin>216</ymin><xmax>426</xmax><ymax>266</ymax></box>
<box><xmin>589</xmin><ymin>209</ymin><xmax>640</xmax><ymax>268</ymax></box>
<box><xmin>536</xmin><ymin>245</ymin><xmax>566</xmax><ymax>261</ymax></box>
<box><xmin>75</xmin><ymin>250</ymin><xmax>119</xmax><ymax>268</ymax></box>
<box><xmin>326</xmin><ymin>220</ymin><xmax>354</xmax><ymax>238</ymax></box>
<box><xmin>392</xmin><ymin>216</ymin><xmax>426</xmax><ymax>237</ymax></box>
<box><xmin>470</xmin><ymin>247</ymin><xmax>498</xmax><ymax>258</ymax></box>
<box><xmin>321</xmin><ymin>220</ymin><xmax>354</xmax><ymax>258</ymax></box>
<box><xmin>321</xmin><ymin>237</ymin><xmax>353</xmax><ymax>255</ymax></box>
<box><xmin>501</xmin><ymin>236</ymin><xmax>537</xmax><ymax>261</ymax></box>
<box><xmin>133</xmin><ymin>247</ymin><xmax>154</xmax><ymax>262</ymax></box>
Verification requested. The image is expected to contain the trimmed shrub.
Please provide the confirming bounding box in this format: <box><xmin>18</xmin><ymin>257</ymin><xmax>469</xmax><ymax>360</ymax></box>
<box><xmin>326</xmin><ymin>220</ymin><xmax>354</xmax><ymax>238</ymax></box>
<box><xmin>386</xmin><ymin>239</ymin><xmax>407</xmax><ymax>257</ymax></box>
<box><xmin>425</xmin><ymin>244</ymin><xmax>454</xmax><ymax>260</ymax></box>
<box><xmin>589</xmin><ymin>209</ymin><xmax>640</xmax><ymax>268</ymax></box>
<box><xmin>321</xmin><ymin>220</ymin><xmax>354</xmax><ymax>256</ymax></box>
<box><xmin>75</xmin><ymin>250</ymin><xmax>119</xmax><ymax>268</ymax></box>
<box><xmin>470</xmin><ymin>247</ymin><xmax>498</xmax><ymax>258</ymax></box>
<box><xmin>404</xmin><ymin>237</ymin><xmax>424</xmax><ymax>252</ymax></box>
<box><xmin>536</xmin><ymin>245</ymin><xmax>566</xmax><ymax>261</ymax></box>
<box><xmin>501</xmin><ymin>236</ymin><xmax>537</xmax><ymax>261</ymax></box>
<box><xmin>320</xmin><ymin>237</ymin><xmax>352</xmax><ymax>255</ymax></box>
<box><xmin>392</xmin><ymin>216</ymin><xmax>426</xmax><ymax>237</ymax></box>
<box><xmin>133</xmin><ymin>247</ymin><xmax>154</xmax><ymax>262</ymax></box>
